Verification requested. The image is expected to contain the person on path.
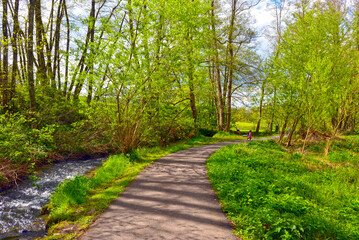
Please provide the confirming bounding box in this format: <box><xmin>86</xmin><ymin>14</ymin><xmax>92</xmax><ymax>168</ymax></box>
<box><xmin>235</xmin><ymin>126</ymin><xmax>240</xmax><ymax>135</ymax></box>
<box><xmin>248</xmin><ymin>130</ymin><xmax>252</xmax><ymax>141</ymax></box>
<box><xmin>275</xmin><ymin>124</ymin><xmax>279</xmax><ymax>133</ymax></box>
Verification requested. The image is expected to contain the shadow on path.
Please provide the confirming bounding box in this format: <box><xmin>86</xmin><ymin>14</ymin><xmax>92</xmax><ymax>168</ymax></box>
<box><xmin>81</xmin><ymin>138</ymin><xmax>274</xmax><ymax>240</ymax></box>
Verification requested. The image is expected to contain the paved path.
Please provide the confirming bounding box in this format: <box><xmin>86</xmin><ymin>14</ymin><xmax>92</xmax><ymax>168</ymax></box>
<box><xmin>81</xmin><ymin>140</ymin><xmax>249</xmax><ymax>240</ymax></box>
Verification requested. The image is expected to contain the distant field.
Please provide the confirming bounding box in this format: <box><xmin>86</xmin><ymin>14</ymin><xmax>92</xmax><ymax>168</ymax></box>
<box><xmin>233</xmin><ymin>121</ymin><xmax>267</xmax><ymax>132</ymax></box>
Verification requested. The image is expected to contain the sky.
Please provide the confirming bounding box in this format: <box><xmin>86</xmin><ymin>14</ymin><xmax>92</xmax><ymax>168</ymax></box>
<box><xmin>251</xmin><ymin>0</ymin><xmax>277</xmax><ymax>56</ymax></box>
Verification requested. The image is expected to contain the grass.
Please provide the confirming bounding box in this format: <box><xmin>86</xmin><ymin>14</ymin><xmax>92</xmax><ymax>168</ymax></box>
<box><xmin>207</xmin><ymin>139</ymin><xmax>359</xmax><ymax>240</ymax></box>
<box><xmin>234</xmin><ymin>121</ymin><xmax>272</xmax><ymax>132</ymax></box>
<box><xmin>41</xmin><ymin>134</ymin><xmax>248</xmax><ymax>239</ymax></box>
<box><xmin>235</xmin><ymin>121</ymin><xmax>258</xmax><ymax>131</ymax></box>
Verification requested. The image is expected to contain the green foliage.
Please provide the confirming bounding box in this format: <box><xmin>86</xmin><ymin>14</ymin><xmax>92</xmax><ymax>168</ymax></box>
<box><xmin>198</xmin><ymin>128</ymin><xmax>217</xmax><ymax>137</ymax></box>
<box><xmin>125</xmin><ymin>149</ymin><xmax>141</xmax><ymax>163</ymax></box>
<box><xmin>207</xmin><ymin>140</ymin><xmax>359</xmax><ymax>240</ymax></box>
<box><xmin>234</xmin><ymin>121</ymin><xmax>257</xmax><ymax>132</ymax></box>
<box><xmin>328</xmin><ymin>151</ymin><xmax>358</xmax><ymax>164</ymax></box>
<box><xmin>233</xmin><ymin>108</ymin><xmax>261</xmax><ymax>126</ymax></box>
<box><xmin>47</xmin><ymin>154</ymin><xmax>130</xmax><ymax>224</ymax></box>
<box><xmin>264</xmin><ymin>2</ymin><xmax>359</xmax><ymax>145</ymax></box>
<box><xmin>213</xmin><ymin>131</ymin><xmax>233</xmax><ymax>137</ymax></box>
<box><xmin>52</xmin><ymin>101</ymin><xmax>114</xmax><ymax>157</ymax></box>
<box><xmin>51</xmin><ymin>176</ymin><xmax>91</xmax><ymax>207</ymax></box>
<box><xmin>91</xmin><ymin>155</ymin><xmax>130</xmax><ymax>187</ymax></box>
<box><xmin>35</xmin><ymin>92</ymin><xmax>87</xmax><ymax>127</ymax></box>
<box><xmin>0</xmin><ymin>113</ymin><xmax>55</xmax><ymax>163</ymax></box>
<box><xmin>332</xmin><ymin>137</ymin><xmax>359</xmax><ymax>153</ymax></box>
<box><xmin>326</xmin><ymin>138</ymin><xmax>359</xmax><ymax>165</ymax></box>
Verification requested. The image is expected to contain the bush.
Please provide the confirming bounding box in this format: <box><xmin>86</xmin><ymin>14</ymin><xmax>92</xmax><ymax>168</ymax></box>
<box><xmin>0</xmin><ymin>113</ymin><xmax>55</xmax><ymax>163</ymax></box>
<box><xmin>125</xmin><ymin>149</ymin><xmax>141</xmax><ymax>163</ymax></box>
<box><xmin>198</xmin><ymin>128</ymin><xmax>217</xmax><ymax>137</ymax></box>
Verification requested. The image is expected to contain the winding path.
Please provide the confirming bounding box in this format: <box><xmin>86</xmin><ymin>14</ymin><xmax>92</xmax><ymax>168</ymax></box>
<box><xmin>81</xmin><ymin>140</ymin><xmax>251</xmax><ymax>240</ymax></box>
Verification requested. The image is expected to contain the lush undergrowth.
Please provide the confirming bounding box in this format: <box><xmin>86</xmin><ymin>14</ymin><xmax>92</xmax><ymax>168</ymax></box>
<box><xmin>41</xmin><ymin>134</ymin><xmax>247</xmax><ymax>239</ymax></box>
<box><xmin>0</xmin><ymin>100</ymin><xmax>115</xmax><ymax>190</ymax></box>
<box><xmin>207</xmin><ymin>139</ymin><xmax>359</xmax><ymax>240</ymax></box>
<box><xmin>0</xmin><ymin>103</ymin><xmax>274</xmax><ymax>191</ymax></box>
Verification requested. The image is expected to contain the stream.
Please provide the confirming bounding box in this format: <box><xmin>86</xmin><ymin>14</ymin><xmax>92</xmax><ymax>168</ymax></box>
<box><xmin>0</xmin><ymin>158</ymin><xmax>105</xmax><ymax>239</ymax></box>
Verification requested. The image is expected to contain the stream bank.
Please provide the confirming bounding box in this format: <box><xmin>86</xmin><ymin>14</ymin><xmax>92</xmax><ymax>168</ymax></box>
<box><xmin>0</xmin><ymin>157</ymin><xmax>106</xmax><ymax>239</ymax></box>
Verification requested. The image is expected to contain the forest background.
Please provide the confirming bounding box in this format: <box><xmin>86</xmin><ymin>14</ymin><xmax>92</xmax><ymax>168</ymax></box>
<box><xmin>1</xmin><ymin>0</ymin><xmax>359</xmax><ymax>188</ymax></box>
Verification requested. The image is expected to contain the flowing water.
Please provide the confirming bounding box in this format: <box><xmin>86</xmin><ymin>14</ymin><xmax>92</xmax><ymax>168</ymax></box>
<box><xmin>0</xmin><ymin>158</ymin><xmax>105</xmax><ymax>239</ymax></box>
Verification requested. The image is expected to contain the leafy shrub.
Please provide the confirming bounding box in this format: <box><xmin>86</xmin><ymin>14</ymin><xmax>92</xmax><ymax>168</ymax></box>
<box><xmin>125</xmin><ymin>149</ymin><xmax>141</xmax><ymax>163</ymax></box>
<box><xmin>198</xmin><ymin>128</ymin><xmax>217</xmax><ymax>137</ymax></box>
<box><xmin>262</xmin><ymin>129</ymin><xmax>273</xmax><ymax>135</ymax></box>
<box><xmin>0</xmin><ymin>114</ymin><xmax>55</xmax><ymax>163</ymax></box>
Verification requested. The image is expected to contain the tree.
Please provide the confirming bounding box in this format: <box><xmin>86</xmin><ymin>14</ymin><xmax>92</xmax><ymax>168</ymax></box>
<box><xmin>267</xmin><ymin>0</ymin><xmax>358</xmax><ymax>151</ymax></box>
<box><xmin>27</xmin><ymin>0</ymin><xmax>37</xmax><ymax>111</ymax></box>
<box><xmin>2</xmin><ymin>0</ymin><xmax>9</xmax><ymax>111</ymax></box>
<box><xmin>10</xmin><ymin>0</ymin><xmax>20</xmax><ymax>105</ymax></box>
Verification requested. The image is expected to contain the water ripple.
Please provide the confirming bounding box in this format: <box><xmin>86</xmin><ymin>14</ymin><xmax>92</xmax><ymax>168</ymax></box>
<box><xmin>0</xmin><ymin>158</ymin><xmax>105</xmax><ymax>239</ymax></box>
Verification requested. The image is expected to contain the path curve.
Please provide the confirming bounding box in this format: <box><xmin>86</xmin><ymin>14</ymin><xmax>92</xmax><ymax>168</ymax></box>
<box><xmin>81</xmin><ymin>140</ymin><xmax>253</xmax><ymax>240</ymax></box>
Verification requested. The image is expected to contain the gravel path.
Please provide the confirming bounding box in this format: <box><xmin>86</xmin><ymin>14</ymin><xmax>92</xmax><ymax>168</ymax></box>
<box><xmin>80</xmin><ymin>140</ymin><xmax>252</xmax><ymax>240</ymax></box>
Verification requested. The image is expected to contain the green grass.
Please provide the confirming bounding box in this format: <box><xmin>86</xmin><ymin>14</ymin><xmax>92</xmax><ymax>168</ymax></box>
<box><xmin>235</xmin><ymin>121</ymin><xmax>257</xmax><ymax>131</ymax></box>
<box><xmin>207</xmin><ymin>139</ymin><xmax>359</xmax><ymax>240</ymax></box>
<box><xmin>42</xmin><ymin>134</ymin><xmax>247</xmax><ymax>239</ymax></box>
<box><xmin>44</xmin><ymin>155</ymin><xmax>131</xmax><ymax>226</ymax></box>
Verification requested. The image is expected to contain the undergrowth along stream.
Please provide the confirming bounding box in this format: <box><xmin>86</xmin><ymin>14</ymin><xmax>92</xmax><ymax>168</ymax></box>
<box><xmin>207</xmin><ymin>139</ymin><xmax>359</xmax><ymax>240</ymax></box>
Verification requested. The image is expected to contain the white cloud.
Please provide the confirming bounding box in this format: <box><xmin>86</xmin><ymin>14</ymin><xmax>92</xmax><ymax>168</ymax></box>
<box><xmin>252</xmin><ymin>0</ymin><xmax>276</xmax><ymax>30</ymax></box>
<box><xmin>250</xmin><ymin>0</ymin><xmax>276</xmax><ymax>57</ymax></box>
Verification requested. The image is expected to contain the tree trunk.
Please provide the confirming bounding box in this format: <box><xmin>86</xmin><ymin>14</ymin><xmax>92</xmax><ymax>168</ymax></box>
<box><xmin>34</xmin><ymin>0</ymin><xmax>48</xmax><ymax>86</ymax></box>
<box><xmin>72</xmin><ymin>0</ymin><xmax>95</xmax><ymax>100</ymax></box>
<box><xmin>301</xmin><ymin>126</ymin><xmax>311</xmax><ymax>154</ymax></box>
<box><xmin>286</xmin><ymin>118</ymin><xmax>299</xmax><ymax>147</ymax></box>
<box><xmin>28</xmin><ymin>0</ymin><xmax>37</xmax><ymax>111</ymax></box>
<box><xmin>87</xmin><ymin>0</ymin><xmax>95</xmax><ymax>105</ymax></box>
<box><xmin>186</xmin><ymin>22</ymin><xmax>198</xmax><ymax>130</ymax></box>
<box><xmin>63</xmin><ymin>0</ymin><xmax>70</xmax><ymax>96</ymax></box>
<box><xmin>10</xmin><ymin>0</ymin><xmax>20</xmax><ymax>106</ymax></box>
<box><xmin>350</xmin><ymin>115</ymin><xmax>356</xmax><ymax>134</ymax></box>
<box><xmin>209</xmin><ymin>62</ymin><xmax>219</xmax><ymax>128</ymax></box>
<box><xmin>225</xmin><ymin>0</ymin><xmax>237</xmax><ymax>132</ymax></box>
<box><xmin>0</xmin><ymin>30</ymin><xmax>2</xmax><ymax>109</ymax></box>
<box><xmin>278</xmin><ymin>115</ymin><xmax>289</xmax><ymax>143</ymax></box>
<box><xmin>19</xmin><ymin>40</ymin><xmax>27</xmax><ymax>85</ymax></box>
<box><xmin>325</xmin><ymin>128</ymin><xmax>338</xmax><ymax>156</ymax></box>
<box><xmin>269</xmin><ymin>88</ymin><xmax>277</xmax><ymax>132</ymax></box>
<box><xmin>211</xmin><ymin>1</ymin><xmax>224</xmax><ymax>131</ymax></box>
<box><xmin>47</xmin><ymin>0</ymin><xmax>55</xmax><ymax>89</ymax></box>
<box><xmin>53</xmin><ymin>0</ymin><xmax>64</xmax><ymax>90</ymax></box>
<box><xmin>256</xmin><ymin>78</ymin><xmax>266</xmax><ymax>133</ymax></box>
<box><xmin>325</xmin><ymin>108</ymin><xmax>348</xmax><ymax>156</ymax></box>
<box><xmin>2</xmin><ymin>0</ymin><xmax>9</xmax><ymax>111</ymax></box>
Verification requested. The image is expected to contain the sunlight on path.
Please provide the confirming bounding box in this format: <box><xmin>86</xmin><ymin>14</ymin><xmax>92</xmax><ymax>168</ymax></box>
<box><xmin>80</xmin><ymin>139</ymin><xmax>273</xmax><ymax>240</ymax></box>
